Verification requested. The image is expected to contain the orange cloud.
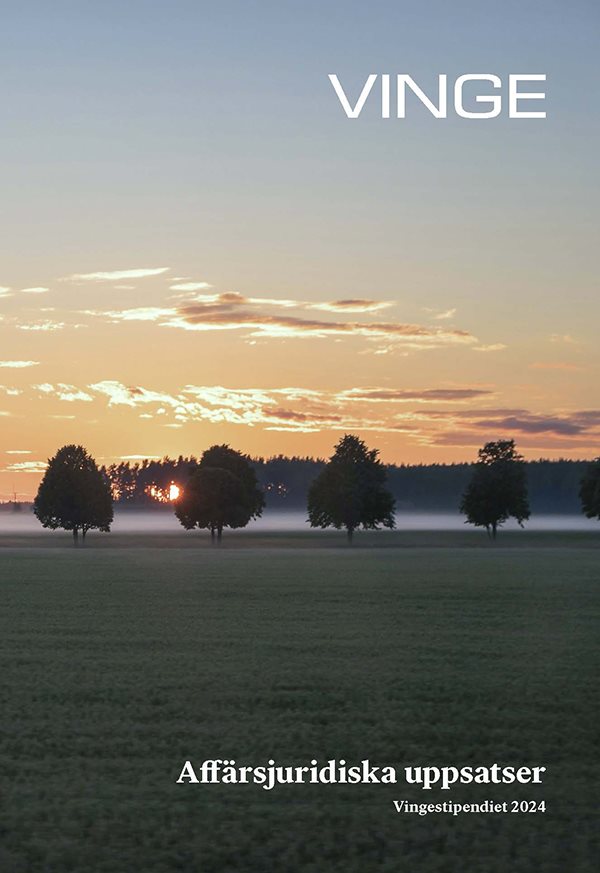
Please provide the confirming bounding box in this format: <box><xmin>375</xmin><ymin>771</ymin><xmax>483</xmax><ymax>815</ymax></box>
<box><xmin>166</xmin><ymin>304</ymin><xmax>476</xmax><ymax>346</ymax></box>
<box><xmin>338</xmin><ymin>388</ymin><xmax>493</xmax><ymax>403</ymax></box>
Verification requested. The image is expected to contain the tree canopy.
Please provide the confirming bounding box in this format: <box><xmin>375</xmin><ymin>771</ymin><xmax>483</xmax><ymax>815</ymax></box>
<box><xmin>307</xmin><ymin>434</ymin><xmax>395</xmax><ymax>542</ymax></box>
<box><xmin>174</xmin><ymin>444</ymin><xmax>265</xmax><ymax>541</ymax></box>
<box><xmin>579</xmin><ymin>458</ymin><xmax>600</xmax><ymax>521</ymax></box>
<box><xmin>34</xmin><ymin>444</ymin><xmax>113</xmax><ymax>544</ymax></box>
<box><xmin>460</xmin><ymin>439</ymin><xmax>530</xmax><ymax>538</ymax></box>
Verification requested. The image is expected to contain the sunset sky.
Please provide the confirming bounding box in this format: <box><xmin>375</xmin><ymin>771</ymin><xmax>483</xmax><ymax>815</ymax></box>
<box><xmin>1</xmin><ymin>1</ymin><xmax>599</xmax><ymax>498</ymax></box>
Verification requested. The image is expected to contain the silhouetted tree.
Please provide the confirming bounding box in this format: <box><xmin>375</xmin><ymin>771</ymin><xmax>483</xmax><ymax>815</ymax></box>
<box><xmin>34</xmin><ymin>445</ymin><xmax>113</xmax><ymax>544</ymax></box>
<box><xmin>579</xmin><ymin>458</ymin><xmax>600</xmax><ymax>521</ymax></box>
<box><xmin>460</xmin><ymin>439</ymin><xmax>530</xmax><ymax>538</ymax></box>
<box><xmin>174</xmin><ymin>445</ymin><xmax>264</xmax><ymax>542</ymax></box>
<box><xmin>307</xmin><ymin>434</ymin><xmax>395</xmax><ymax>543</ymax></box>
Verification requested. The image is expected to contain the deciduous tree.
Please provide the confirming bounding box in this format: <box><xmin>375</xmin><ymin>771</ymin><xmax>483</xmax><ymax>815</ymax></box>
<box><xmin>34</xmin><ymin>445</ymin><xmax>113</xmax><ymax>544</ymax></box>
<box><xmin>307</xmin><ymin>434</ymin><xmax>395</xmax><ymax>543</ymax></box>
<box><xmin>174</xmin><ymin>445</ymin><xmax>264</xmax><ymax>542</ymax></box>
<box><xmin>460</xmin><ymin>439</ymin><xmax>530</xmax><ymax>538</ymax></box>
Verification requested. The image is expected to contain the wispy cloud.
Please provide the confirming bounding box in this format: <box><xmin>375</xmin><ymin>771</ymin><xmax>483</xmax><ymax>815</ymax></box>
<box><xmin>401</xmin><ymin>406</ymin><xmax>600</xmax><ymax>447</ymax></box>
<box><xmin>169</xmin><ymin>281</ymin><xmax>212</xmax><ymax>291</ymax></box>
<box><xmin>5</xmin><ymin>450</ymin><xmax>32</xmax><ymax>455</ymax></box>
<box><xmin>2</xmin><ymin>460</ymin><xmax>48</xmax><ymax>473</ymax></box>
<box><xmin>17</xmin><ymin>321</ymin><xmax>67</xmax><ymax>332</ymax></box>
<box><xmin>423</xmin><ymin>307</ymin><xmax>457</xmax><ymax>320</ymax></box>
<box><xmin>0</xmin><ymin>360</ymin><xmax>39</xmax><ymax>368</ymax></box>
<box><xmin>34</xmin><ymin>383</ymin><xmax>93</xmax><ymax>402</ymax></box>
<box><xmin>168</xmin><ymin>309</ymin><xmax>475</xmax><ymax>346</ymax></box>
<box><xmin>472</xmin><ymin>344</ymin><xmax>507</xmax><ymax>352</ymax></box>
<box><xmin>470</xmin><ymin>413</ymin><xmax>584</xmax><ymax>436</ymax></box>
<box><xmin>171</xmin><ymin>291</ymin><xmax>302</xmax><ymax>309</ymax></box>
<box><xmin>20</xmin><ymin>286</ymin><xmax>50</xmax><ymax>294</ymax></box>
<box><xmin>6</xmin><ymin>374</ymin><xmax>597</xmax><ymax>451</ymax></box>
<box><xmin>86</xmin><ymin>381</ymin><xmax>600</xmax><ymax>446</ymax></box>
<box><xmin>337</xmin><ymin>388</ymin><xmax>493</xmax><ymax>403</ymax></box>
<box><xmin>86</xmin><ymin>380</ymin><xmax>396</xmax><ymax>433</ymax></box>
<box><xmin>309</xmin><ymin>299</ymin><xmax>394</xmax><ymax>313</ymax></box>
<box><xmin>84</xmin><ymin>291</ymin><xmax>478</xmax><ymax>349</ymax></box>
<box><xmin>0</xmin><ymin>286</ymin><xmax>13</xmax><ymax>298</ymax></box>
<box><xmin>65</xmin><ymin>267</ymin><xmax>170</xmax><ymax>282</ymax></box>
<box><xmin>86</xmin><ymin>306</ymin><xmax>176</xmax><ymax>322</ymax></box>
<box><xmin>178</xmin><ymin>292</ymin><xmax>393</xmax><ymax>313</ymax></box>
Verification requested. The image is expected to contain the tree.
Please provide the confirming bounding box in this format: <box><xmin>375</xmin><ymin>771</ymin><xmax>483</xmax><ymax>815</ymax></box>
<box><xmin>174</xmin><ymin>444</ymin><xmax>264</xmax><ymax>542</ymax></box>
<box><xmin>579</xmin><ymin>458</ymin><xmax>600</xmax><ymax>521</ymax></box>
<box><xmin>307</xmin><ymin>434</ymin><xmax>395</xmax><ymax>542</ymax></box>
<box><xmin>460</xmin><ymin>439</ymin><xmax>530</xmax><ymax>538</ymax></box>
<box><xmin>34</xmin><ymin>445</ymin><xmax>113</xmax><ymax>544</ymax></box>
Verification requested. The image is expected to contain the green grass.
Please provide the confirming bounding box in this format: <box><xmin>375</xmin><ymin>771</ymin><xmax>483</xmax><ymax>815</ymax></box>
<box><xmin>0</xmin><ymin>534</ymin><xmax>598</xmax><ymax>872</ymax></box>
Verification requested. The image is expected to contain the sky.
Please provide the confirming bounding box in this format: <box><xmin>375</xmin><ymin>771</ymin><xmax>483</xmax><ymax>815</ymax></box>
<box><xmin>0</xmin><ymin>0</ymin><xmax>599</xmax><ymax>498</ymax></box>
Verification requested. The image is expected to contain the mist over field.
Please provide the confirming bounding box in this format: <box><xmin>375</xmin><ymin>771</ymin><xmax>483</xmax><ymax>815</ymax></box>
<box><xmin>1</xmin><ymin>508</ymin><xmax>598</xmax><ymax>535</ymax></box>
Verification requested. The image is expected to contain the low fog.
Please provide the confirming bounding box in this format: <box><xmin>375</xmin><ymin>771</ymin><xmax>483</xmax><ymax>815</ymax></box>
<box><xmin>0</xmin><ymin>509</ymin><xmax>598</xmax><ymax>534</ymax></box>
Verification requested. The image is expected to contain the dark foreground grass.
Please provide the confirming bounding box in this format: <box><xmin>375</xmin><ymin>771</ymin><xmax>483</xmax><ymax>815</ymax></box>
<box><xmin>0</xmin><ymin>539</ymin><xmax>598</xmax><ymax>872</ymax></box>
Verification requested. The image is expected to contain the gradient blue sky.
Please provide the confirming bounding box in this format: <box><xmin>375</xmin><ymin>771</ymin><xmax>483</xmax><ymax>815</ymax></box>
<box><xmin>0</xmin><ymin>1</ymin><xmax>598</xmax><ymax>496</ymax></box>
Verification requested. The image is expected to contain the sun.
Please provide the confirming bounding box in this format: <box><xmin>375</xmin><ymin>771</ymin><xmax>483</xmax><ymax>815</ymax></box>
<box><xmin>168</xmin><ymin>483</ymin><xmax>180</xmax><ymax>501</ymax></box>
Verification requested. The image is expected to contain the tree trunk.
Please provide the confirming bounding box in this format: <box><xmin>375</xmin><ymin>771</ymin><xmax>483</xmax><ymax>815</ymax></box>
<box><xmin>217</xmin><ymin>526</ymin><xmax>223</xmax><ymax>544</ymax></box>
<box><xmin>347</xmin><ymin>527</ymin><xmax>354</xmax><ymax>545</ymax></box>
<box><xmin>82</xmin><ymin>528</ymin><xmax>87</xmax><ymax>545</ymax></box>
<box><xmin>492</xmin><ymin>522</ymin><xmax>497</xmax><ymax>540</ymax></box>
<box><xmin>210</xmin><ymin>527</ymin><xmax>216</xmax><ymax>545</ymax></box>
<box><xmin>72</xmin><ymin>528</ymin><xmax>79</xmax><ymax>546</ymax></box>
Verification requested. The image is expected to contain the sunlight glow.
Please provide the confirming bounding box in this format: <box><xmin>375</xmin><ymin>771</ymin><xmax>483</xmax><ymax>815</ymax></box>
<box><xmin>146</xmin><ymin>482</ymin><xmax>181</xmax><ymax>503</ymax></box>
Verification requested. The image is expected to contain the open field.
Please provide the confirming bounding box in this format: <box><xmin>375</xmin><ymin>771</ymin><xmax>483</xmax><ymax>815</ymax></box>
<box><xmin>0</xmin><ymin>536</ymin><xmax>599</xmax><ymax>872</ymax></box>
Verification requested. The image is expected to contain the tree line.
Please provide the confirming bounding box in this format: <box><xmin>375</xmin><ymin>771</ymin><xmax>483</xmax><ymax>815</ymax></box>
<box><xmin>30</xmin><ymin>437</ymin><xmax>600</xmax><ymax>544</ymax></box>
<box><xmin>100</xmin><ymin>454</ymin><xmax>589</xmax><ymax>514</ymax></box>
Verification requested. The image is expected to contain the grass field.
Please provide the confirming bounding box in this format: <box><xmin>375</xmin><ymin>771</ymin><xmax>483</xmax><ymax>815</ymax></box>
<box><xmin>0</xmin><ymin>532</ymin><xmax>598</xmax><ymax>872</ymax></box>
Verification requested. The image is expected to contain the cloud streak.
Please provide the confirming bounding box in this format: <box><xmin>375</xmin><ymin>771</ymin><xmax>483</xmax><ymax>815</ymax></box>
<box><xmin>338</xmin><ymin>388</ymin><xmax>493</xmax><ymax>403</ymax></box>
<box><xmin>1</xmin><ymin>460</ymin><xmax>48</xmax><ymax>473</ymax></box>
<box><xmin>309</xmin><ymin>299</ymin><xmax>394</xmax><ymax>313</ymax></box>
<box><xmin>17</xmin><ymin>321</ymin><xmax>67</xmax><ymax>332</ymax></box>
<box><xmin>65</xmin><ymin>267</ymin><xmax>170</xmax><ymax>282</ymax></box>
<box><xmin>169</xmin><ymin>281</ymin><xmax>212</xmax><ymax>291</ymax></box>
<box><xmin>83</xmin><ymin>291</ymin><xmax>478</xmax><ymax>349</ymax></box>
<box><xmin>167</xmin><ymin>307</ymin><xmax>476</xmax><ymax>345</ymax></box>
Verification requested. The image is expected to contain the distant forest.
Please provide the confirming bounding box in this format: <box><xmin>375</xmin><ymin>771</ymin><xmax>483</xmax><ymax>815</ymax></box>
<box><xmin>99</xmin><ymin>456</ymin><xmax>591</xmax><ymax>515</ymax></box>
